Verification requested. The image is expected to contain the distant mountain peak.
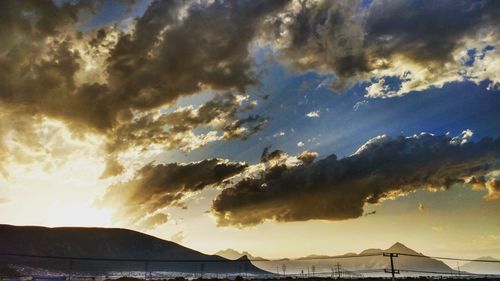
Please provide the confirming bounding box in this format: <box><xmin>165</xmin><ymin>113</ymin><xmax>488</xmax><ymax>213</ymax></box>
<box><xmin>215</xmin><ymin>248</ymin><xmax>267</xmax><ymax>261</ymax></box>
<box><xmin>474</xmin><ymin>256</ymin><xmax>499</xmax><ymax>261</ymax></box>
<box><xmin>460</xmin><ymin>256</ymin><xmax>500</xmax><ymax>274</ymax></box>
<box><xmin>386</xmin><ymin>242</ymin><xmax>420</xmax><ymax>255</ymax></box>
<box><xmin>392</xmin><ymin>242</ymin><xmax>405</xmax><ymax>247</ymax></box>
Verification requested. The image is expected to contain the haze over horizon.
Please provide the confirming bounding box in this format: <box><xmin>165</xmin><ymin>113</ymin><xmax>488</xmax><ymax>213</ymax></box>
<box><xmin>0</xmin><ymin>0</ymin><xmax>499</xmax><ymax>262</ymax></box>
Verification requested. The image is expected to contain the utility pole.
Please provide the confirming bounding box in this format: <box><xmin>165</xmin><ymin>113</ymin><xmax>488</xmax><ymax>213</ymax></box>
<box><xmin>383</xmin><ymin>253</ymin><xmax>399</xmax><ymax>281</ymax></box>
<box><xmin>335</xmin><ymin>263</ymin><xmax>341</xmax><ymax>279</ymax></box>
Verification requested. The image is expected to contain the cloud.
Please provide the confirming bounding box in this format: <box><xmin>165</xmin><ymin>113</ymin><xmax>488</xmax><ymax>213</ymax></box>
<box><xmin>306</xmin><ymin>110</ymin><xmax>320</xmax><ymax>118</ymax></box>
<box><xmin>97</xmin><ymin>158</ymin><xmax>246</xmax><ymax>229</ymax></box>
<box><xmin>484</xmin><ymin>179</ymin><xmax>500</xmax><ymax>201</ymax></box>
<box><xmin>464</xmin><ymin>175</ymin><xmax>500</xmax><ymax>201</ymax></box>
<box><xmin>136</xmin><ymin>213</ymin><xmax>169</xmax><ymax>231</ymax></box>
<box><xmin>265</xmin><ymin>0</ymin><xmax>500</xmax><ymax>95</ymax></box>
<box><xmin>1</xmin><ymin>0</ymin><xmax>499</xmax><ymax>175</ymax></box>
<box><xmin>0</xmin><ymin>0</ymin><xmax>288</xmax><ymax>171</ymax></box>
<box><xmin>170</xmin><ymin>231</ymin><xmax>186</xmax><ymax>244</ymax></box>
<box><xmin>418</xmin><ymin>203</ymin><xmax>425</xmax><ymax>212</ymax></box>
<box><xmin>211</xmin><ymin>132</ymin><xmax>499</xmax><ymax>227</ymax></box>
<box><xmin>297</xmin><ymin>151</ymin><xmax>318</xmax><ymax>165</ymax></box>
<box><xmin>0</xmin><ymin>113</ymin><xmax>105</xmax><ymax>178</ymax></box>
<box><xmin>99</xmin><ymin>158</ymin><xmax>125</xmax><ymax>179</ymax></box>
<box><xmin>363</xmin><ymin>210</ymin><xmax>376</xmax><ymax>216</ymax></box>
<box><xmin>104</xmin><ymin>0</ymin><xmax>289</xmax><ymax>123</ymax></box>
<box><xmin>353</xmin><ymin>100</ymin><xmax>368</xmax><ymax>111</ymax></box>
<box><xmin>108</xmin><ymin>93</ymin><xmax>268</xmax><ymax>154</ymax></box>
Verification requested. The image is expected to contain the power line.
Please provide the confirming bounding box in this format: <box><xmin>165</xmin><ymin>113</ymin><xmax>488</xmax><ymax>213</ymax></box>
<box><xmin>3</xmin><ymin>251</ymin><xmax>500</xmax><ymax>264</ymax></box>
<box><xmin>0</xmin><ymin>252</ymin><xmax>381</xmax><ymax>262</ymax></box>
<box><xmin>398</xmin><ymin>268</ymin><xmax>500</xmax><ymax>277</ymax></box>
<box><xmin>3</xmin><ymin>250</ymin><xmax>500</xmax><ymax>279</ymax></box>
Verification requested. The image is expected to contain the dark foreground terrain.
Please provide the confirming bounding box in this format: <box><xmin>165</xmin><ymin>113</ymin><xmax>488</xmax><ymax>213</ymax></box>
<box><xmin>0</xmin><ymin>225</ymin><xmax>266</xmax><ymax>275</ymax></box>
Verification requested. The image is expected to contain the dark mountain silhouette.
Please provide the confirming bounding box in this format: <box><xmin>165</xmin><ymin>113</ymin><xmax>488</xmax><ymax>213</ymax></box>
<box><xmin>0</xmin><ymin>224</ymin><xmax>268</xmax><ymax>275</ymax></box>
<box><xmin>459</xmin><ymin>256</ymin><xmax>500</xmax><ymax>274</ymax></box>
<box><xmin>216</xmin><ymin>242</ymin><xmax>455</xmax><ymax>276</ymax></box>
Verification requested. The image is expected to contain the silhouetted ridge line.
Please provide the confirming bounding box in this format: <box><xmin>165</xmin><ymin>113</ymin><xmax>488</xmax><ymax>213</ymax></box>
<box><xmin>394</xmin><ymin>252</ymin><xmax>500</xmax><ymax>263</ymax></box>
<box><xmin>0</xmin><ymin>252</ymin><xmax>254</xmax><ymax>263</ymax></box>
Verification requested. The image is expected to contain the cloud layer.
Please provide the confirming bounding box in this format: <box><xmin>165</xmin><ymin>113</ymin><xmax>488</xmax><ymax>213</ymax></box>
<box><xmin>1</xmin><ymin>0</ymin><xmax>499</xmax><ymax>175</ymax></box>
<box><xmin>0</xmin><ymin>0</ymin><xmax>288</xmax><ymax>173</ymax></box>
<box><xmin>266</xmin><ymin>0</ymin><xmax>500</xmax><ymax>95</ymax></box>
<box><xmin>97</xmin><ymin>158</ymin><xmax>246</xmax><ymax>229</ymax></box>
<box><xmin>1</xmin><ymin>1</ymin><xmax>500</xmax><ymax>231</ymax></box>
<box><xmin>211</xmin><ymin>132</ymin><xmax>500</xmax><ymax>227</ymax></box>
<box><xmin>99</xmin><ymin>131</ymin><xmax>499</xmax><ymax>229</ymax></box>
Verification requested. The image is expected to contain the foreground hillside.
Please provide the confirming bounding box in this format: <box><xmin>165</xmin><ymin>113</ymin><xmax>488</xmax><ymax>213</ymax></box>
<box><xmin>0</xmin><ymin>224</ymin><xmax>267</xmax><ymax>275</ymax></box>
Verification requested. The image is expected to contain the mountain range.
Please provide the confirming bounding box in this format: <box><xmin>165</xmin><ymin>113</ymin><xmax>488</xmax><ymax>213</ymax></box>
<box><xmin>216</xmin><ymin>242</ymin><xmax>457</xmax><ymax>276</ymax></box>
<box><xmin>458</xmin><ymin>256</ymin><xmax>500</xmax><ymax>274</ymax></box>
<box><xmin>2</xmin><ymin>224</ymin><xmax>498</xmax><ymax>278</ymax></box>
<box><xmin>0</xmin><ymin>224</ymin><xmax>267</xmax><ymax>276</ymax></box>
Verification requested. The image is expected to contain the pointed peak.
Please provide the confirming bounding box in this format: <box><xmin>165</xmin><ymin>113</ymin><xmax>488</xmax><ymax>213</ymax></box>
<box><xmin>392</xmin><ymin>242</ymin><xmax>405</xmax><ymax>248</ymax></box>
<box><xmin>386</xmin><ymin>242</ymin><xmax>419</xmax><ymax>255</ymax></box>
<box><xmin>237</xmin><ymin>254</ymin><xmax>250</xmax><ymax>261</ymax></box>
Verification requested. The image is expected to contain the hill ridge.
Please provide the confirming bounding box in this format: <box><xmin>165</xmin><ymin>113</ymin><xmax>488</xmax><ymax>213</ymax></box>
<box><xmin>0</xmin><ymin>224</ymin><xmax>268</xmax><ymax>275</ymax></box>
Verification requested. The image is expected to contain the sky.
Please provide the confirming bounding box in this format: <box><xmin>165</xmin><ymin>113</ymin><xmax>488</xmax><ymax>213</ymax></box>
<box><xmin>0</xmin><ymin>0</ymin><xmax>499</xmax><ymax>261</ymax></box>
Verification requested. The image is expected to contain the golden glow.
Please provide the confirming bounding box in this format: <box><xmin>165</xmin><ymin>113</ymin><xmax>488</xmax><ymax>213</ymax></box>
<box><xmin>0</xmin><ymin>119</ymin><xmax>114</xmax><ymax>228</ymax></box>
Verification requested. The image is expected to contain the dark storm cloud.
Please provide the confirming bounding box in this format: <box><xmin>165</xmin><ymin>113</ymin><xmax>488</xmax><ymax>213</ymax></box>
<box><xmin>1</xmin><ymin>0</ymin><xmax>498</xmax><ymax>137</ymax></box>
<box><xmin>266</xmin><ymin>0</ymin><xmax>500</xmax><ymax>90</ymax></box>
<box><xmin>0</xmin><ymin>1</ymin><xmax>81</xmax><ymax>115</ymax></box>
<box><xmin>0</xmin><ymin>0</ymin><xmax>289</xmax><ymax>170</ymax></box>
<box><xmin>264</xmin><ymin>0</ymin><xmax>367</xmax><ymax>89</ymax></box>
<box><xmin>97</xmin><ymin>158</ymin><xmax>246</xmax><ymax>228</ymax></box>
<box><xmin>0</xmin><ymin>0</ymin><xmax>290</xmax><ymax>129</ymax></box>
<box><xmin>103</xmin><ymin>0</ymin><xmax>289</xmax><ymax>126</ymax></box>
<box><xmin>365</xmin><ymin>0</ymin><xmax>500</xmax><ymax>64</ymax></box>
<box><xmin>211</xmin><ymin>133</ymin><xmax>500</xmax><ymax>227</ymax></box>
<box><xmin>2</xmin><ymin>0</ymin><xmax>499</xmax><ymax>185</ymax></box>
